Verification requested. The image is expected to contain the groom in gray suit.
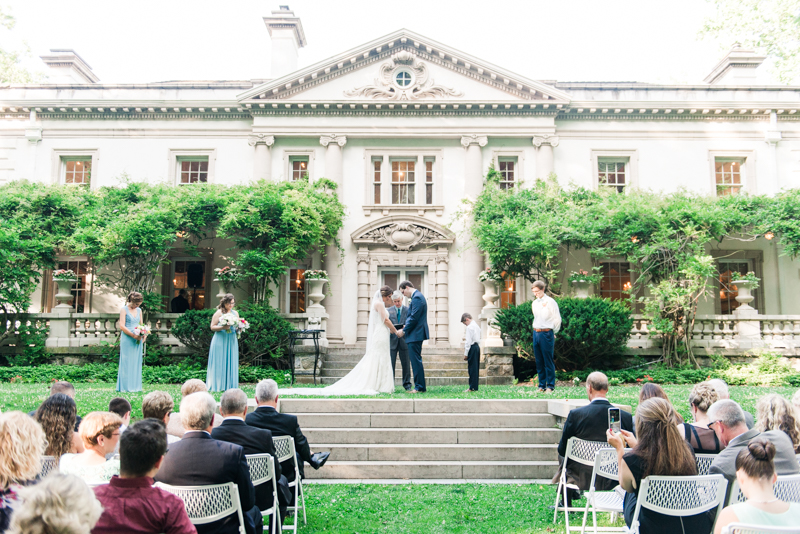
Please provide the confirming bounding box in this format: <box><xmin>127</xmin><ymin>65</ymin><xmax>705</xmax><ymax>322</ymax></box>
<box><xmin>399</xmin><ymin>280</ymin><xmax>429</xmax><ymax>393</ymax></box>
<box><xmin>389</xmin><ymin>291</ymin><xmax>413</xmax><ymax>391</ymax></box>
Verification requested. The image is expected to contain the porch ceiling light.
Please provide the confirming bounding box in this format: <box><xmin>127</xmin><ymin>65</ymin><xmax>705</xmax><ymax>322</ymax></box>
<box><xmin>764</xmin><ymin>231</ymin><xmax>775</xmax><ymax>240</ymax></box>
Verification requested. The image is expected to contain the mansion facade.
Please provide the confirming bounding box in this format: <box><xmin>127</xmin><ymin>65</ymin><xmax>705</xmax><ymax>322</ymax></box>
<box><xmin>2</xmin><ymin>7</ymin><xmax>800</xmax><ymax>347</ymax></box>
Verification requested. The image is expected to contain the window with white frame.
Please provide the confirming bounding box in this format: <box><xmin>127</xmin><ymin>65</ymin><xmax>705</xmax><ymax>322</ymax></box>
<box><xmin>290</xmin><ymin>156</ymin><xmax>310</xmax><ymax>181</ymax></box>
<box><xmin>424</xmin><ymin>157</ymin><xmax>434</xmax><ymax>204</ymax></box>
<box><xmin>718</xmin><ymin>260</ymin><xmax>754</xmax><ymax>314</ymax></box>
<box><xmin>715</xmin><ymin>158</ymin><xmax>745</xmax><ymax>196</ymax></box>
<box><xmin>62</xmin><ymin>157</ymin><xmax>92</xmax><ymax>186</ymax></box>
<box><xmin>177</xmin><ymin>157</ymin><xmax>209</xmax><ymax>184</ymax></box>
<box><xmin>500</xmin><ymin>272</ymin><xmax>517</xmax><ymax>309</ymax></box>
<box><xmin>372</xmin><ymin>157</ymin><xmax>382</xmax><ymax>204</ymax></box>
<box><xmin>598</xmin><ymin>158</ymin><xmax>627</xmax><ymax>193</ymax></box>
<box><xmin>600</xmin><ymin>261</ymin><xmax>633</xmax><ymax>302</ymax></box>
<box><xmin>391</xmin><ymin>159</ymin><xmax>415</xmax><ymax>205</ymax></box>
<box><xmin>498</xmin><ymin>157</ymin><xmax>517</xmax><ymax>190</ymax></box>
<box><xmin>47</xmin><ymin>259</ymin><xmax>91</xmax><ymax>312</ymax></box>
<box><xmin>288</xmin><ymin>268</ymin><xmax>306</xmax><ymax>313</ymax></box>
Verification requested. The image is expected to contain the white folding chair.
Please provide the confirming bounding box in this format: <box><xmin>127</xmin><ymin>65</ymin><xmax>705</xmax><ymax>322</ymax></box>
<box><xmin>247</xmin><ymin>453</ymin><xmax>281</xmax><ymax>534</ymax></box>
<box><xmin>694</xmin><ymin>453</ymin><xmax>717</xmax><ymax>476</ymax></box>
<box><xmin>273</xmin><ymin>435</ymin><xmax>306</xmax><ymax>531</ymax></box>
<box><xmin>554</xmin><ymin>438</ymin><xmax>610</xmax><ymax>532</ymax></box>
<box><xmin>39</xmin><ymin>455</ymin><xmax>58</xmax><ymax>478</ymax></box>
<box><xmin>580</xmin><ymin>448</ymin><xmax>627</xmax><ymax>534</ymax></box>
<box><xmin>626</xmin><ymin>474</ymin><xmax>728</xmax><ymax>534</ymax></box>
<box><xmin>722</xmin><ymin>524</ymin><xmax>800</xmax><ymax>534</ymax></box>
<box><xmin>155</xmin><ymin>482</ymin><xmax>246</xmax><ymax>534</ymax></box>
<box><xmin>728</xmin><ymin>473</ymin><xmax>800</xmax><ymax>506</ymax></box>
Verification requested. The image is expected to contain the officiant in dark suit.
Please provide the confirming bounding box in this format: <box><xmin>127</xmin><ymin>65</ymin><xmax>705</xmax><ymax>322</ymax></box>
<box><xmin>389</xmin><ymin>291</ymin><xmax>413</xmax><ymax>391</ymax></box>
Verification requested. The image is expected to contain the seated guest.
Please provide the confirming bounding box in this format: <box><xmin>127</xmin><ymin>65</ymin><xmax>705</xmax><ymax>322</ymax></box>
<box><xmin>59</xmin><ymin>412</ymin><xmax>122</xmax><ymax>484</ymax></box>
<box><xmin>607</xmin><ymin>397</ymin><xmax>711</xmax><ymax>534</ymax></box>
<box><xmin>142</xmin><ymin>391</ymin><xmax>180</xmax><ymax>444</ymax></box>
<box><xmin>553</xmin><ymin>372</ymin><xmax>633</xmax><ymax>505</ymax></box>
<box><xmin>8</xmin><ymin>473</ymin><xmax>102</xmax><ymax>534</ymax></box>
<box><xmin>246</xmin><ymin>379</ymin><xmax>329</xmax><ymax>482</ymax></box>
<box><xmin>793</xmin><ymin>389</ymin><xmax>800</xmax><ymax>420</ymax></box>
<box><xmin>212</xmin><ymin>388</ymin><xmax>291</xmax><ymax>523</ymax></box>
<box><xmin>708</xmin><ymin>379</ymin><xmax>754</xmax><ymax>429</ymax></box>
<box><xmin>676</xmin><ymin>381</ymin><xmax>722</xmax><ymax>453</ymax></box>
<box><xmin>35</xmin><ymin>393</ymin><xmax>83</xmax><ymax>459</ymax></box>
<box><xmin>92</xmin><ymin>419</ymin><xmax>195</xmax><ymax>534</ymax></box>
<box><xmin>155</xmin><ymin>392</ymin><xmax>262</xmax><ymax>534</ymax></box>
<box><xmin>756</xmin><ymin>394</ymin><xmax>800</xmax><ymax>453</ymax></box>
<box><xmin>108</xmin><ymin>398</ymin><xmax>131</xmax><ymax>432</ymax></box>
<box><xmin>636</xmin><ymin>383</ymin><xmax>682</xmax><ymax>425</ymax></box>
<box><xmin>0</xmin><ymin>412</ymin><xmax>47</xmax><ymax>532</ymax></box>
<box><xmin>708</xmin><ymin>399</ymin><xmax>799</xmax><ymax>501</ymax></box>
<box><xmin>713</xmin><ymin>437</ymin><xmax>800</xmax><ymax>533</ymax></box>
<box><xmin>166</xmin><ymin>379</ymin><xmax>222</xmax><ymax>439</ymax></box>
<box><xmin>28</xmin><ymin>381</ymin><xmax>83</xmax><ymax>432</ymax></box>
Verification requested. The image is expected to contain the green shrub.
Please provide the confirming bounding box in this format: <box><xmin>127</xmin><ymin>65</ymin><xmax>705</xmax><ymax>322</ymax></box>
<box><xmin>0</xmin><ymin>363</ymin><xmax>289</xmax><ymax>385</ymax></box>
<box><xmin>171</xmin><ymin>303</ymin><xmax>293</xmax><ymax>366</ymax></box>
<box><xmin>495</xmin><ymin>297</ymin><xmax>633</xmax><ymax>371</ymax></box>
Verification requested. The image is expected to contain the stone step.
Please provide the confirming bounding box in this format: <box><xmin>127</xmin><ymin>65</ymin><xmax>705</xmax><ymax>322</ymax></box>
<box><xmin>279</xmin><ymin>398</ymin><xmax>550</xmax><ymax>414</ymax></box>
<box><xmin>326</xmin><ymin>346</ymin><xmax>466</xmax><ymax>356</ymax></box>
<box><xmin>305</xmin><ymin>460</ymin><xmax>559</xmax><ymax>480</ymax></box>
<box><xmin>323</xmin><ymin>360</ymin><xmax>472</xmax><ymax>369</ymax></box>
<box><xmin>305</xmin><ymin>427</ymin><xmax>562</xmax><ymax>445</ymax></box>
<box><xmin>307</xmin><ymin>376</ymin><xmax>490</xmax><ymax>386</ymax></box>
<box><xmin>312</xmin><ymin>443</ymin><xmax>558</xmax><ymax>462</ymax></box>
<box><xmin>296</xmin><ymin>413</ymin><xmax>556</xmax><ymax>428</ymax></box>
<box><xmin>320</xmin><ymin>369</ymin><xmax>470</xmax><ymax>378</ymax></box>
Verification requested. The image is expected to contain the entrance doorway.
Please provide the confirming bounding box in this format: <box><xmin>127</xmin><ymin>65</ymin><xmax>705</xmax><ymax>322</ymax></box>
<box><xmin>379</xmin><ymin>267</ymin><xmax>426</xmax><ymax>305</ymax></box>
<box><xmin>170</xmin><ymin>259</ymin><xmax>207</xmax><ymax>311</ymax></box>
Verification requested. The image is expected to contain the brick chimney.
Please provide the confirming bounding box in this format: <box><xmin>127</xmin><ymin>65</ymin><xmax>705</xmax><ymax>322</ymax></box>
<box><xmin>264</xmin><ymin>6</ymin><xmax>307</xmax><ymax>79</ymax></box>
<box><xmin>39</xmin><ymin>49</ymin><xmax>99</xmax><ymax>84</ymax></box>
<box><xmin>704</xmin><ymin>43</ymin><xmax>766</xmax><ymax>85</ymax></box>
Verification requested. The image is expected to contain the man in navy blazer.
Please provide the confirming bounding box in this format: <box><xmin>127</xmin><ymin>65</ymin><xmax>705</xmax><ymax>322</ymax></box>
<box><xmin>154</xmin><ymin>392</ymin><xmax>263</xmax><ymax>534</ymax></box>
<box><xmin>399</xmin><ymin>280</ymin><xmax>429</xmax><ymax>393</ymax></box>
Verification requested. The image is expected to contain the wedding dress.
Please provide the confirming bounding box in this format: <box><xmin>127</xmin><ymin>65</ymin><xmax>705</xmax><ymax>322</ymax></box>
<box><xmin>279</xmin><ymin>290</ymin><xmax>395</xmax><ymax>395</ymax></box>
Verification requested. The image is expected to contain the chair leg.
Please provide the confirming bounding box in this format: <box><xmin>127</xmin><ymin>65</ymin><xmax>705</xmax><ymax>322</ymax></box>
<box><xmin>299</xmin><ymin>480</ymin><xmax>307</xmax><ymax>525</ymax></box>
<box><xmin>553</xmin><ymin>478</ymin><xmax>563</xmax><ymax>524</ymax></box>
<box><xmin>580</xmin><ymin>495</ymin><xmax>590</xmax><ymax>534</ymax></box>
<box><xmin>563</xmin><ymin>482</ymin><xmax>570</xmax><ymax>533</ymax></box>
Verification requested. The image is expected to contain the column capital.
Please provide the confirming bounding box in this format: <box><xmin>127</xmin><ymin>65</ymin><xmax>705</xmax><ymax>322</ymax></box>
<box><xmin>320</xmin><ymin>134</ymin><xmax>347</xmax><ymax>147</ymax></box>
<box><xmin>532</xmin><ymin>134</ymin><xmax>559</xmax><ymax>148</ymax></box>
<box><xmin>248</xmin><ymin>134</ymin><xmax>275</xmax><ymax>147</ymax></box>
<box><xmin>460</xmin><ymin>134</ymin><xmax>488</xmax><ymax>148</ymax></box>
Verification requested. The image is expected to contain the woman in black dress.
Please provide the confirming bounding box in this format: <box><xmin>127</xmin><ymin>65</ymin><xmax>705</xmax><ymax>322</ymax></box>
<box><xmin>607</xmin><ymin>397</ymin><xmax>712</xmax><ymax>534</ymax></box>
<box><xmin>678</xmin><ymin>381</ymin><xmax>723</xmax><ymax>454</ymax></box>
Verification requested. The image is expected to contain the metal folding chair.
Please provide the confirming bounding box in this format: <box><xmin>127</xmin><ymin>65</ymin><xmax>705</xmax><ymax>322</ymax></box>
<box><xmin>247</xmin><ymin>453</ymin><xmax>281</xmax><ymax>534</ymax></box>
<box><xmin>694</xmin><ymin>453</ymin><xmax>717</xmax><ymax>476</ymax></box>
<box><xmin>155</xmin><ymin>482</ymin><xmax>246</xmax><ymax>534</ymax></box>
<box><xmin>553</xmin><ymin>438</ymin><xmax>611</xmax><ymax>532</ymax></box>
<box><xmin>722</xmin><ymin>524</ymin><xmax>799</xmax><ymax>534</ymax></box>
<box><xmin>580</xmin><ymin>448</ymin><xmax>627</xmax><ymax>534</ymax></box>
<box><xmin>728</xmin><ymin>474</ymin><xmax>800</xmax><ymax>506</ymax></box>
<box><xmin>40</xmin><ymin>455</ymin><xmax>59</xmax><ymax>478</ymax></box>
<box><xmin>273</xmin><ymin>435</ymin><xmax>306</xmax><ymax>531</ymax></box>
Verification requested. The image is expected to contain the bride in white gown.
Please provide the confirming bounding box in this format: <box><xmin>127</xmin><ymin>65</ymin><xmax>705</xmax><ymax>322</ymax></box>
<box><xmin>279</xmin><ymin>286</ymin><xmax>400</xmax><ymax>395</ymax></box>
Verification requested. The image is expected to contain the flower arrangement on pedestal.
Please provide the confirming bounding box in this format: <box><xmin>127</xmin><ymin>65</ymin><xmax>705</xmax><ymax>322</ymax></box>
<box><xmin>567</xmin><ymin>268</ymin><xmax>602</xmax><ymax>285</ymax></box>
<box><xmin>303</xmin><ymin>269</ymin><xmax>328</xmax><ymax>280</ymax></box>
<box><xmin>214</xmin><ymin>266</ymin><xmax>238</xmax><ymax>298</ymax></box>
<box><xmin>478</xmin><ymin>268</ymin><xmax>503</xmax><ymax>283</ymax></box>
<box><xmin>739</xmin><ymin>271</ymin><xmax>760</xmax><ymax>289</ymax></box>
<box><xmin>53</xmin><ymin>269</ymin><xmax>77</xmax><ymax>281</ymax></box>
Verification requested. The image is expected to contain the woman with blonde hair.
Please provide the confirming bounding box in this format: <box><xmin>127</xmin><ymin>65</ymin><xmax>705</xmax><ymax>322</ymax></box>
<box><xmin>677</xmin><ymin>381</ymin><xmax>722</xmax><ymax>453</ymax></box>
<box><xmin>35</xmin><ymin>394</ymin><xmax>81</xmax><ymax>460</ymax></box>
<box><xmin>0</xmin><ymin>412</ymin><xmax>47</xmax><ymax>532</ymax></box>
<box><xmin>117</xmin><ymin>291</ymin><xmax>146</xmax><ymax>392</ymax></box>
<box><xmin>714</xmin><ymin>437</ymin><xmax>800</xmax><ymax>533</ymax></box>
<box><xmin>756</xmin><ymin>394</ymin><xmax>800</xmax><ymax>454</ymax></box>
<box><xmin>58</xmin><ymin>412</ymin><xmax>122</xmax><ymax>484</ymax></box>
<box><xmin>7</xmin><ymin>473</ymin><xmax>102</xmax><ymax>534</ymax></box>
<box><xmin>607</xmin><ymin>397</ymin><xmax>710</xmax><ymax>534</ymax></box>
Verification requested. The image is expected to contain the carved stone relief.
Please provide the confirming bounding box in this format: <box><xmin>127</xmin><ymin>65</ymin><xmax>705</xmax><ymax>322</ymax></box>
<box><xmin>345</xmin><ymin>50</ymin><xmax>463</xmax><ymax>100</ymax></box>
<box><xmin>357</xmin><ymin>222</ymin><xmax>451</xmax><ymax>251</ymax></box>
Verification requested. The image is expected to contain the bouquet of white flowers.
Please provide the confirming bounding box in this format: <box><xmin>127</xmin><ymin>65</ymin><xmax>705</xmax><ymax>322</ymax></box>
<box><xmin>218</xmin><ymin>313</ymin><xmax>239</xmax><ymax>334</ymax></box>
<box><xmin>133</xmin><ymin>324</ymin><xmax>151</xmax><ymax>344</ymax></box>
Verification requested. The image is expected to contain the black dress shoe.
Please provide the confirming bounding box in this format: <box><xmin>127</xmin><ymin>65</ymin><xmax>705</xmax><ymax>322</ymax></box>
<box><xmin>310</xmin><ymin>451</ymin><xmax>330</xmax><ymax>469</ymax></box>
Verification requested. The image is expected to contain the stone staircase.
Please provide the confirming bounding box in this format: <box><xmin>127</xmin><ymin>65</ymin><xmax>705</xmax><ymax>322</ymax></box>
<box><xmin>279</xmin><ymin>398</ymin><xmax>560</xmax><ymax>480</ymax></box>
<box><xmin>316</xmin><ymin>345</ymin><xmax>480</xmax><ymax>387</ymax></box>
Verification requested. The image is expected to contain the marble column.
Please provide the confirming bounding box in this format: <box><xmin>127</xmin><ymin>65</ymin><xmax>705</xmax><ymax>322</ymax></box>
<box><xmin>435</xmin><ymin>247</ymin><xmax>450</xmax><ymax>345</ymax></box>
<box><xmin>248</xmin><ymin>134</ymin><xmax>274</xmax><ymax>181</ymax></box>
<box><xmin>356</xmin><ymin>248</ymin><xmax>371</xmax><ymax>342</ymax></box>
<box><xmin>533</xmin><ymin>135</ymin><xmax>559</xmax><ymax>179</ymax></box>
<box><xmin>461</xmin><ymin>134</ymin><xmax>488</xmax><ymax>319</ymax></box>
<box><xmin>320</xmin><ymin>134</ymin><xmax>348</xmax><ymax>344</ymax></box>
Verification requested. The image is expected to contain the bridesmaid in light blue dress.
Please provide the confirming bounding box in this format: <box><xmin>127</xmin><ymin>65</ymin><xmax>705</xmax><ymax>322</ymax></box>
<box><xmin>117</xmin><ymin>291</ymin><xmax>145</xmax><ymax>392</ymax></box>
<box><xmin>207</xmin><ymin>293</ymin><xmax>239</xmax><ymax>392</ymax></box>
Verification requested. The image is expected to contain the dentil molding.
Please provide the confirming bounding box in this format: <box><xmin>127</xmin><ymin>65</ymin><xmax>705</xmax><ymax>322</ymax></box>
<box><xmin>320</xmin><ymin>134</ymin><xmax>347</xmax><ymax>147</ymax></box>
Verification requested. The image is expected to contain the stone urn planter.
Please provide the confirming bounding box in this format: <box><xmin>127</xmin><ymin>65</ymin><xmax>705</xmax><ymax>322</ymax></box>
<box><xmin>571</xmin><ymin>280</ymin><xmax>591</xmax><ymax>299</ymax></box>
<box><xmin>214</xmin><ymin>279</ymin><xmax>232</xmax><ymax>299</ymax></box>
<box><xmin>481</xmin><ymin>279</ymin><xmax>500</xmax><ymax>310</ymax></box>
<box><xmin>53</xmin><ymin>278</ymin><xmax>78</xmax><ymax>309</ymax></box>
<box><xmin>732</xmin><ymin>280</ymin><xmax>756</xmax><ymax>310</ymax></box>
<box><xmin>306</xmin><ymin>278</ymin><xmax>328</xmax><ymax>309</ymax></box>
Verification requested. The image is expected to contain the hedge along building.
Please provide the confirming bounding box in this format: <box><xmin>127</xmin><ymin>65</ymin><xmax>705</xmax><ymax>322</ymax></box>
<box><xmin>2</xmin><ymin>7</ymin><xmax>800</xmax><ymax>351</ymax></box>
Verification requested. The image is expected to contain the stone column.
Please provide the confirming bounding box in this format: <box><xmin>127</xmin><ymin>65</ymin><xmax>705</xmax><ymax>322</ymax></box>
<box><xmin>356</xmin><ymin>248</ymin><xmax>371</xmax><ymax>342</ymax></box>
<box><xmin>435</xmin><ymin>247</ymin><xmax>450</xmax><ymax>345</ymax></box>
<box><xmin>248</xmin><ymin>134</ymin><xmax>274</xmax><ymax>181</ymax></box>
<box><xmin>765</xmin><ymin>111</ymin><xmax>782</xmax><ymax>194</ymax></box>
<box><xmin>461</xmin><ymin>135</ymin><xmax>488</xmax><ymax>319</ymax></box>
<box><xmin>533</xmin><ymin>135</ymin><xmax>559</xmax><ymax>179</ymax></box>
<box><xmin>320</xmin><ymin>134</ymin><xmax>348</xmax><ymax>344</ymax></box>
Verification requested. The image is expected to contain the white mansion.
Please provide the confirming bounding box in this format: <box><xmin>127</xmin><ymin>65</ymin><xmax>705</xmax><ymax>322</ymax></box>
<box><xmin>2</xmin><ymin>7</ymin><xmax>800</xmax><ymax>350</ymax></box>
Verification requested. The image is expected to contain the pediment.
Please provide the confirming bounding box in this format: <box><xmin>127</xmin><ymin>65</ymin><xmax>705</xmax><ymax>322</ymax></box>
<box><xmin>351</xmin><ymin>216</ymin><xmax>455</xmax><ymax>251</ymax></box>
<box><xmin>238</xmin><ymin>30</ymin><xmax>570</xmax><ymax>104</ymax></box>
